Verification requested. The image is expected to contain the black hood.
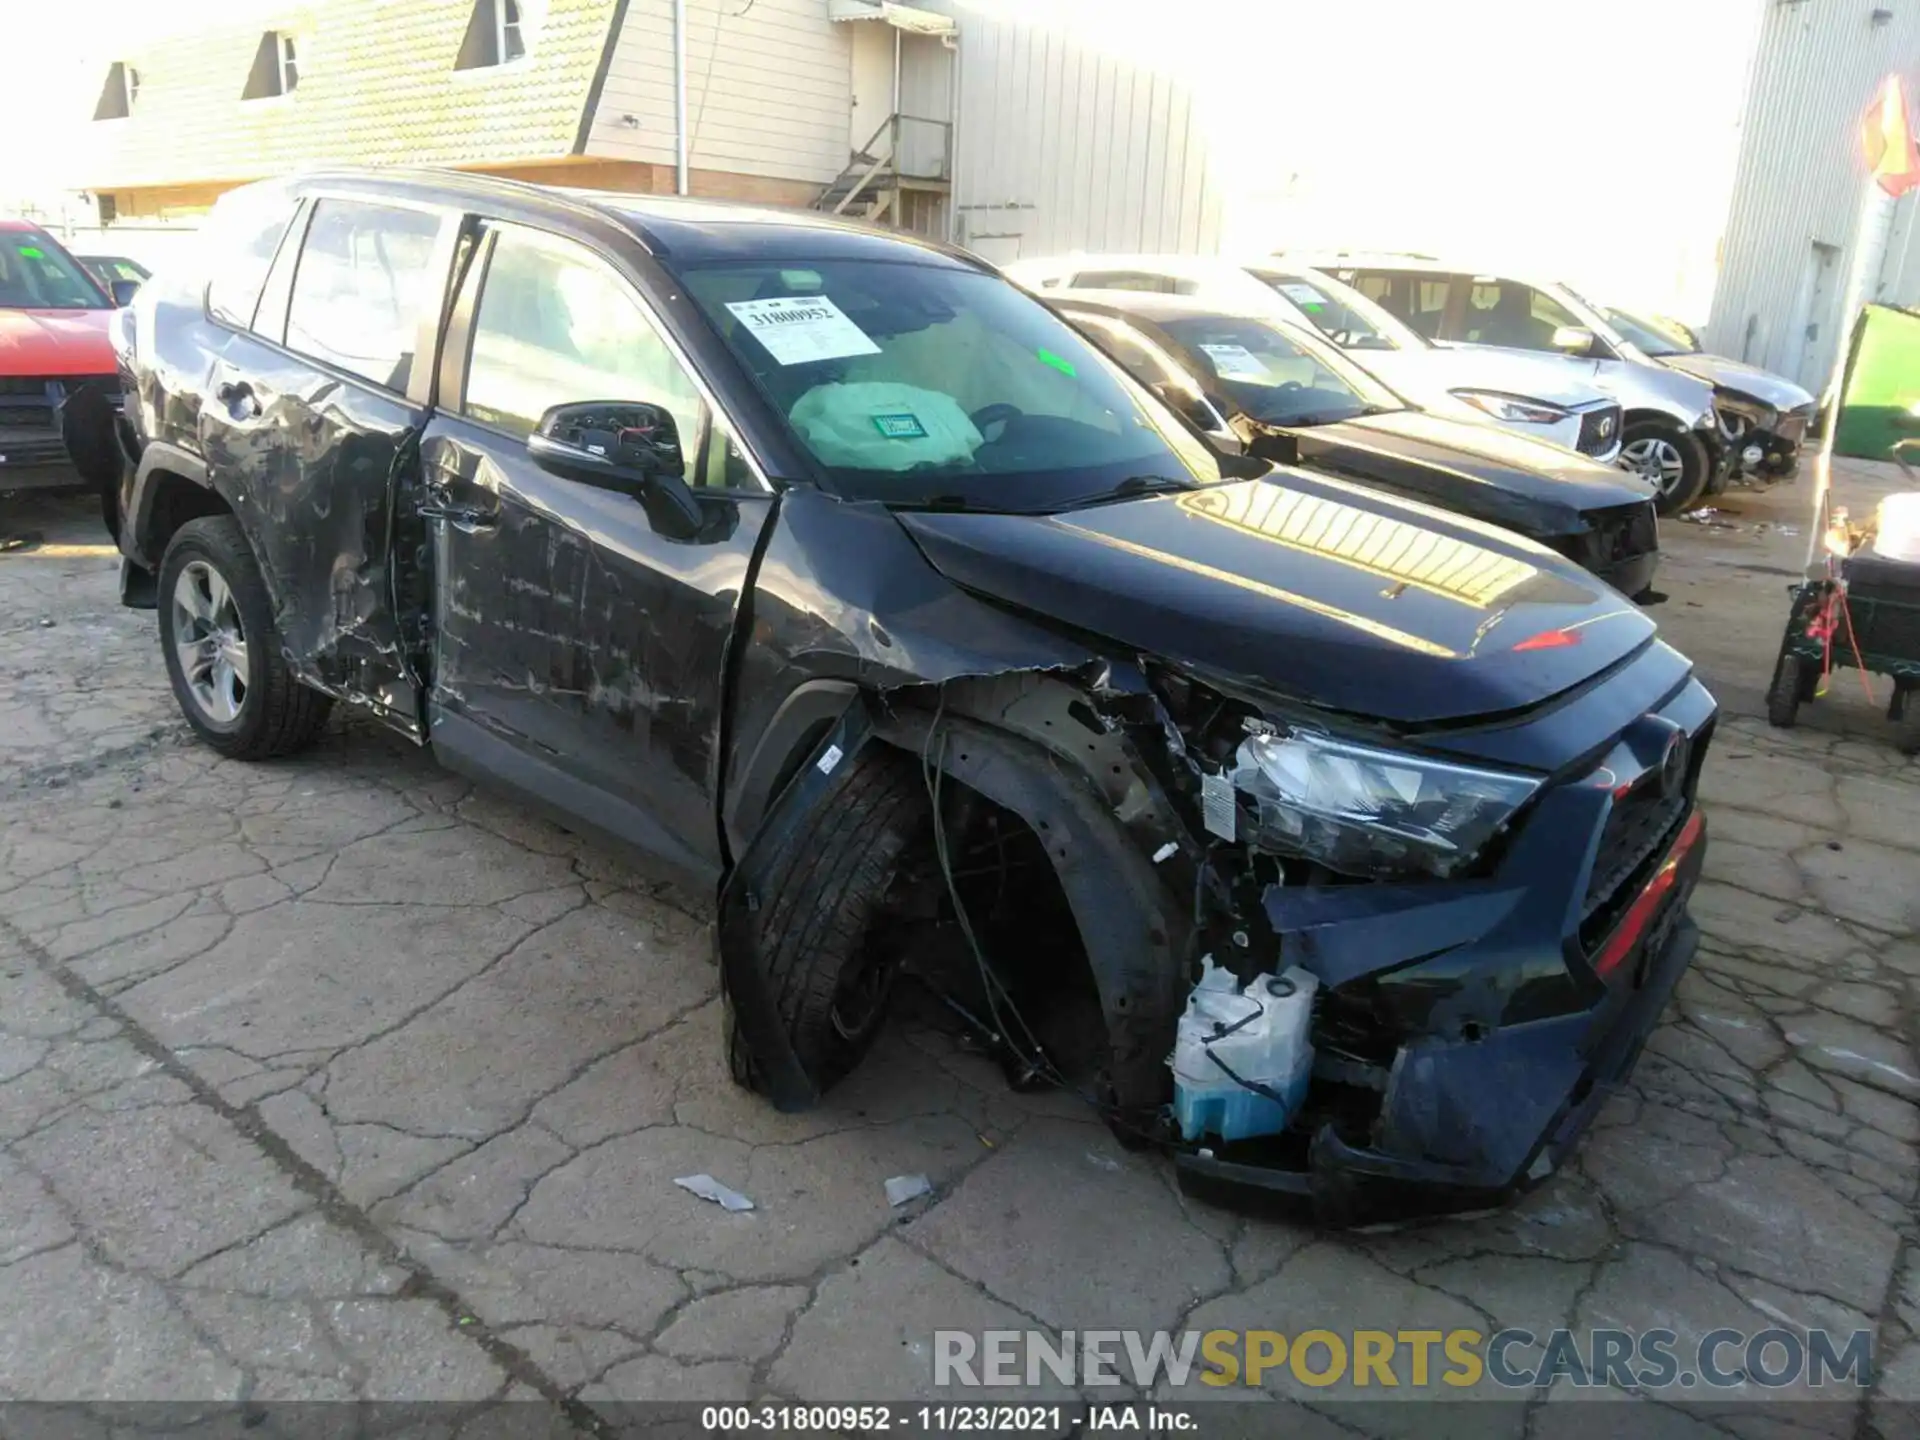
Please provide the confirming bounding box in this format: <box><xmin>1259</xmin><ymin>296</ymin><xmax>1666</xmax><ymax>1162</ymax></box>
<box><xmin>894</xmin><ymin>469</ymin><xmax>1657</xmax><ymax>726</ymax></box>
<box><xmin>1277</xmin><ymin>410</ymin><xmax>1655</xmax><ymax>539</ymax></box>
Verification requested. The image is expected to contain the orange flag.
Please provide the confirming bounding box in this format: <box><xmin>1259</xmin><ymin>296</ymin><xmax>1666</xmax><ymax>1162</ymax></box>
<box><xmin>1864</xmin><ymin>74</ymin><xmax>1920</xmax><ymax>196</ymax></box>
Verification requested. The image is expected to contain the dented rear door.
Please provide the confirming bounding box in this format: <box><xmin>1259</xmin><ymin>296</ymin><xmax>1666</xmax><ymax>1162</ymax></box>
<box><xmin>203</xmin><ymin>193</ymin><xmax>463</xmax><ymax>736</ymax></box>
<box><xmin>422</xmin><ymin>221</ymin><xmax>775</xmax><ymax>878</ymax></box>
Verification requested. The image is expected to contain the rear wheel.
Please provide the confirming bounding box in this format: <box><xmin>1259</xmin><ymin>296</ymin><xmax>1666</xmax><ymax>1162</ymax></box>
<box><xmin>724</xmin><ymin>748</ymin><xmax>931</xmax><ymax>1097</ymax></box>
<box><xmin>1767</xmin><ymin>653</ymin><xmax>1814</xmax><ymax>728</ymax></box>
<box><xmin>158</xmin><ymin>516</ymin><xmax>333</xmax><ymax>759</ymax></box>
<box><xmin>1621</xmin><ymin>423</ymin><xmax>1710</xmax><ymax>516</ymax></box>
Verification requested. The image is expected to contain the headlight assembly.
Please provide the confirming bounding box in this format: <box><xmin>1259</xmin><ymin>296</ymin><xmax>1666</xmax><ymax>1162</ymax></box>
<box><xmin>1230</xmin><ymin>729</ymin><xmax>1541</xmax><ymax>880</ymax></box>
<box><xmin>1451</xmin><ymin>390</ymin><xmax>1570</xmax><ymax>427</ymax></box>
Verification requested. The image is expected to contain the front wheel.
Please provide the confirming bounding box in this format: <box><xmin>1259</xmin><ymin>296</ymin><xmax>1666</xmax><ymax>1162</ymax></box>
<box><xmin>1767</xmin><ymin>653</ymin><xmax>1815</xmax><ymax>728</ymax></box>
<box><xmin>1620</xmin><ymin>423</ymin><xmax>1710</xmax><ymax>516</ymax></box>
<box><xmin>157</xmin><ymin>515</ymin><xmax>333</xmax><ymax>759</ymax></box>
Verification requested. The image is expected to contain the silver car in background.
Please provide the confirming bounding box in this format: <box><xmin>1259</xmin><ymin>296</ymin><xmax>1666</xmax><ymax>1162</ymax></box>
<box><xmin>1298</xmin><ymin>255</ymin><xmax>1725</xmax><ymax>514</ymax></box>
<box><xmin>1002</xmin><ymin>254</ymin><xmax>1624</xmax><ymax>463</ymax></box>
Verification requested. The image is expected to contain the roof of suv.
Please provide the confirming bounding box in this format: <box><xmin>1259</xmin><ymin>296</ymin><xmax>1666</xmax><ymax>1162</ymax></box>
<box><xmin>259</xmin><ymin>167</ymin><xmax>982</xmax><ymax>269</ymax></box>
<box><xmin>1046</xmin><ymin>289</ymin><xmax>1281</xmax><ymax>327</ymax></box>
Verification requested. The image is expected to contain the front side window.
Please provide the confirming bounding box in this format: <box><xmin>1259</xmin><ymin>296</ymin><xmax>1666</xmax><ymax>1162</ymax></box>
<box><xmin>285</xmin><ymin>200</ymin><xmax>443</xmax><ymax>390</ymax></box>
<box><xmin>0</xmin><ymin>231</ymin><xmax>109</xmax><ymax>310</ymax></box>
<box><xmin>1157</xmin><ymin>314</ymin><xmax>1401</xmax><ymax>427</ymax></box>
<box><xmin>462</xmin><ymin>226</ymin><xmax>749</xmax><ymax>488</ymax></box>
<box><xmin>674</xmin><ymin>257</ymin><xmax>1224</xmax><ymax>510</ymax></box>
<box><xmin>205</xmin><ymin>188</ymin><xmax>300</xmax><ymax>329</ymax></box>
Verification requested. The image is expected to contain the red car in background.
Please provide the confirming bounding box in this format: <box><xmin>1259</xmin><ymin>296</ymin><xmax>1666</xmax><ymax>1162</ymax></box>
<box><xmin>0</xmin><ymin>221</ymin><xmax>128</xmax><ymax>521</ymax></box>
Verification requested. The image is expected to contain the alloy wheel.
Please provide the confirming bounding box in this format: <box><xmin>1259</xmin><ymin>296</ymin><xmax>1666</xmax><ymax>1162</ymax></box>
<box><xmin>171</xmin><ymin>560</ymin><xmax>250</xmax><ymax>724</ymax></box>
<box><xmin>1620</xmin><ymin>436</ymin><xmax>1686</xmax><ymax>498</ymax></box>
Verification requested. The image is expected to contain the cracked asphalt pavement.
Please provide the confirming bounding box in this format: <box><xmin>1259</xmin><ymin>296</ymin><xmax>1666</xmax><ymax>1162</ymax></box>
<box><xmin>1</xmin><ymin>465</ymin><xmax>1917</xmax><ymax>1433</ymax></box>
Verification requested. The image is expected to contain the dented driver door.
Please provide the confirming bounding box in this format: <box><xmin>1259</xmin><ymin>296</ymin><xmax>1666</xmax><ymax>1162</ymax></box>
<box><xmin>420</xmin><ymin>222</ymin><xmax>775</xmax><ymax>882</ymax></box>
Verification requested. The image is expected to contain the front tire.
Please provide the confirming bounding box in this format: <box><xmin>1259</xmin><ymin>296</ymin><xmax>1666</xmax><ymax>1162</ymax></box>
<box><xmin>157</xmin><ymin>515</ymin><xmax>332</xmax><ymax>759</ymax></box>
<box><xmin>1767</xmin><ymin>653</ymin><xmax>1814</xmax><ymax>728</ymax></box>
<box><xmin>1621</xmin><ymin>423</ymin><xmax>1710</xmax><ymax>516</ymax></box>
<box><xmin>724</xmin><ymin>748</ymin><xmax>931</xmax><ymax>1098</ymax></box>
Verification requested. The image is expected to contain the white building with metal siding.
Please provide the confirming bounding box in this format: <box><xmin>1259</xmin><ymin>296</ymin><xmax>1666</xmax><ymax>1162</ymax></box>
<box><xmin>1706</xmin><ymin>0</ymin><xmax>1920</xmax><ymax>390</ymax></box>
<box><xmin>938</xmin><ymin>0</ymin><xmax>1917</xmax><ymax>390</ymax></box>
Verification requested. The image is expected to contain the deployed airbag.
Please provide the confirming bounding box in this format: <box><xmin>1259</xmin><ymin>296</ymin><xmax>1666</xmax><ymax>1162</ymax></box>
<box><xmin>789</xmin><ymin>382</ymin><xmax>982</xmax><ymax>472</ymax></box>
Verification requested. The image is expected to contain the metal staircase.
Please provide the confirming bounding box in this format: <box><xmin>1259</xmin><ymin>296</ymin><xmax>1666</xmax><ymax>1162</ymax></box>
<box><xmin>813</xmin><ymin>113</ymin><xmax>952</xmax><ymax>237</ymax></box>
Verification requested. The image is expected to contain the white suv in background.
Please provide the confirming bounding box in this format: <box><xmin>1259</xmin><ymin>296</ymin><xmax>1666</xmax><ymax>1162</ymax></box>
<box><xmin>1294</xmin><ymin>255</ymin><xmax>1725</xmax><ymax>513</ymax></box>
<box><xmin>1003</xmin><ymin>254</ymin><xmax>1624</xmax><ymax>464</ymax></box>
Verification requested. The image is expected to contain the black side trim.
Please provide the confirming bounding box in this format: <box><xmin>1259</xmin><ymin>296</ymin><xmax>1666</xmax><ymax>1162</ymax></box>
<box><xmin>125</xmin><ymin>441</ymin><xmax>212</xmax><ymax>568</ymax></box>
<box><xmin>428</xmin><ymin>703</ymin><xmax>719</xmax><ymax>889</ymax></box>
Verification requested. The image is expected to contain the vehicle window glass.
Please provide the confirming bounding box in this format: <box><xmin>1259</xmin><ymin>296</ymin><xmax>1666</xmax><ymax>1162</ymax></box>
<box><xmin>1074</xmin><ymin>270</ymin><xmax>1177</xmax><ymax>294</ymax></box>
<box><xmin>1461</xmin><ymin>280</ymin><xmax>1577</xmax><ymax>351</ymax></box>
<box><xmin>673</xmin><ymin>257</ymin><xmax>1223</xmax><ymax>510</ymax></box>
<box><xmin>1349</xmin><ymin>270</ymin><xmax>1447</xmax><ymax>339</ymax></box>
<box><xmin>285</xmin><ymin>200</ymin><xmax>442</xmax><ymax>390</ymax></box>
<box><xmin>0</xmin><ymin>231</ymin><xmax>108</xmax><ymax>310</ymax></box>
<box><xmin>1068</xmin><ymin>314</ymin><xmax>1185</xmax><ymax>391</ymax></box>
<box><xmin>1157</xmin><ymin>314</ymin><xmax>1398</xmax><ymax>426</ymax></box>
<box><xmin>206</xmin><ymin>191</ymin><xmax>301</xmax><ymax>330</ymax></box>
<box><xmin>1603</xmin><ymin>307</ymin><xmax>1689</xmax><ymax>356</ymax></box>
<box><xmin>462</xmin><ymin>226</ymin><xmax>750</xmax><ymax>488</ymax></box>
<box><xmin>1246</xmin><ymin>269</ymin><xmax>1397</xmax><ymax>351</ymax></box>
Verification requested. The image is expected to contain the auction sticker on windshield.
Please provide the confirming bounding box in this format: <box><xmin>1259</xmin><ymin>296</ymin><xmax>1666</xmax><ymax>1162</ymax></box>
<box><xmin>1197</xmin><ymin>343</ymin><xmax>1269</xmax><ymax>381</ymax></box>
<box><xmin>1277</xmin><ymin>282</ymin><xmax>1328</xmax><ymax>309</ymax></box>
<box><xmin>724</xmin><ymin>295</ymin><xmax>881</xmax><ymax>366</ymax></box>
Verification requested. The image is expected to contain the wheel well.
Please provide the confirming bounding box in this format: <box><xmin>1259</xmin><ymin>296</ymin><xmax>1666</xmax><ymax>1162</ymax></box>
<box><xmin>142</xmin><ymin>472</ymin><xmax>233</xmax><ymax>563</ymax></box>
<box><xmin>1621</xmin><ymin>410</ymin><xmax>1687</xmax><ymax>436</ymax></box>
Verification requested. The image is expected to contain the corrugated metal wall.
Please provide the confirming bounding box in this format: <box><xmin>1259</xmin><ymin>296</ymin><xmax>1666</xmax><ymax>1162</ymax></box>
<box><xmin>944</xmin><ymin>10</ymin><xmax>1224</xmax><ymax>263</ymax></box>
<box><xmin>1705</xmin><ymin>0</ymin><xmax>1920</xmax><ymax>389</ymax></box>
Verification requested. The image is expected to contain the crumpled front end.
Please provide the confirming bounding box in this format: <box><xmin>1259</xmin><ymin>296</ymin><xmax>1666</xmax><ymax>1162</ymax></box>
<box><xmin>721</xmin><ymin>635</ymin><xmax>1714</xmax><ymax>1225</ymax></box>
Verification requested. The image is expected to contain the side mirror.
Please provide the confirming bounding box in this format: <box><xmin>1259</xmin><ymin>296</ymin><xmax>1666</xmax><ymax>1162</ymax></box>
<box><xmin>527</xmin><ymin>400</ymin><xmax>705</xmax><ymax>540</ymax></box>
<box><xmin>1551</xmin><ymin>325</ymin><xmax>1597</xmax><ymax>356</ymax></box>
<box><xmin>110</xmin><ymin>278</ymin><xmax>141</xmax><ymax>307</ymax></box>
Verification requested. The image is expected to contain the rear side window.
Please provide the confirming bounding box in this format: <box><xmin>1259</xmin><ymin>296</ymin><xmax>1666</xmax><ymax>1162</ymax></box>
<box><xmin>1460</xmin><ymin>280</ymin><xmax>1580</xmax><ymax>351</ymax></box>
<box><xmin>205</xmin><ymin>190</ymin><xmax>300</xmax><ymax>329</ymax></box>
<box><xmin>1343</xmin><ymin>269</ymin><xmax>1451</xmax><ymax>339</ymax></box>
<box><xmin>285</xmin><ymin>200</ymin><xmax>443</xmax><ymax>391</ymax></box>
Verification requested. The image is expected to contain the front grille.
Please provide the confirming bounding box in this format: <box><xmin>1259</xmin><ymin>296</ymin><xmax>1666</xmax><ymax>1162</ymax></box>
<box><xmin>1575</xmin><ymin>404</ymin><xmax>1623</xmax><ymax>456</ymax></box>
<box><xmin>0</xmin><ymin>435</ymin><xmax>70</xmax><ymax>466</ymax></box>
<box><xmin>0</xmin><ymin>376</ymin><xmax>120</xmax><ymax>444</ymax></box>
<box><xmin>1578</xmin><ymin>717</ymin><xmax>1713</xmax><ymax>953</ymax></box>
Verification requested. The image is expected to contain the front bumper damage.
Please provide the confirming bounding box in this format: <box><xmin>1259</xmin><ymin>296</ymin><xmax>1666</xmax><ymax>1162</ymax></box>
<box><xmin>719</xmin><ymin>647</ymin><xmax>1714</xmax><ymax>1225</ymax></box>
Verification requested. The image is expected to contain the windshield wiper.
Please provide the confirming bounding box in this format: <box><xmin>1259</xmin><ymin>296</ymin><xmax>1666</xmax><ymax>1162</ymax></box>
<box><xmin>1111</xmin><ymin>474</ymin><xmax>1203</xmax><ymax>497</ymax></box>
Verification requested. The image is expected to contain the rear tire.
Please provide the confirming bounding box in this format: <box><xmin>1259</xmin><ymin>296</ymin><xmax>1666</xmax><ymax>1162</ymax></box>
<box><xmin>1767</xmin><ymin>653</ymin><xmax>1813</xmax><ymax>728</ymax></box>
<box><xmin>1622</xmin><ymin>422</ymin><xmax>1710</xmax><ymax>516</ymax></box>
<box><xmin>725</xmin><ymin>748</ymin><xmax>931</xmax><ymax>1097</ymax></box>
<box><xmin>158</xmin><ymin>516</ymin><xmax>333</xmax><ymax>759</ymax></box>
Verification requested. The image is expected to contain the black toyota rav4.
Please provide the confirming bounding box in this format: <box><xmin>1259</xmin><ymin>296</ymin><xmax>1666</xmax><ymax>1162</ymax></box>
<box><xmin>110</xmin><ymin>170</ymin><xmax>1712</xmax><ymax>1223</ymax></box>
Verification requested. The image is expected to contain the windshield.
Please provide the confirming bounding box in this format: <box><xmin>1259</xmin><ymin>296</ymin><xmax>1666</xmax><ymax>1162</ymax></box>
<box><xmin>0</xmin><ymin>230</ymin><xmax>110</xmax><ymax>310</ymax></box>
<box><xmin>675</xmin><ymin>258</ymin><xmax>1225</xmax><ymax>509</ymax></box>
<box><xmin>1243</xmin><ymin>268</ymin><xmax>1427</xmax><ymax>353</ymax></box>
<box><xmin>1156</xmin><ymin>314</ymin><xmax>1403</xmax><ymax>426</ymax></box>
<box><xmin>1602</xmin><ymin>307</ymin><xmax>1693</xmax><ymax>357</ymax></box>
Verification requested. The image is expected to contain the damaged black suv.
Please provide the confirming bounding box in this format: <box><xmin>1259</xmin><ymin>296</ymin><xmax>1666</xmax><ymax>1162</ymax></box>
<box><xmin>110</xmin><ymin>171</ymin><xmax>1712</xmax><ymax>1223</ymax></box>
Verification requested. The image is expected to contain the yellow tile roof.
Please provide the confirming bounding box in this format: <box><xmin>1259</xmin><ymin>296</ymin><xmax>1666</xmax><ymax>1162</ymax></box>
<box><xmin>79</xmin><ymin>0</ymin><xmax>622</xmax><ymax>189</ymax></box>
